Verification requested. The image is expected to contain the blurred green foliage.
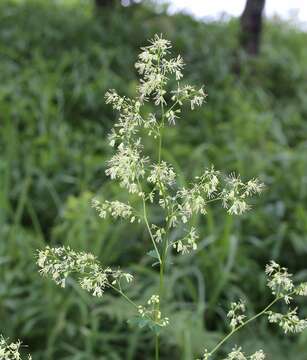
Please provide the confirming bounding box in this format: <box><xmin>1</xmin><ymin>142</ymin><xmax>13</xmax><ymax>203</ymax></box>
<box><xmin>0</xmin><ymin>0</ymin><xmax>307</xmax><ymax>359</ymax></box>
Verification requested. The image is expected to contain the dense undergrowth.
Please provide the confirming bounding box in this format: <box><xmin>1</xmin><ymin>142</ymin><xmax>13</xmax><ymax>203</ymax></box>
<box><xmin>0</xmin><ymin>1</ymin><xmax>307</xmax><ymax>359</ymax></box>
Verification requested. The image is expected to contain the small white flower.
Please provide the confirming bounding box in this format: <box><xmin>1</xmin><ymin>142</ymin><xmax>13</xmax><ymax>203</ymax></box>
<box><xmin>173</xmin><ymin>227</ymin><xmax>199</xmax><ymax>254</ymax></box>
<box><xmin>224</xmin><ymin>346</ymin><xmax>247</xmax><ymax>360</ymax></box>
<box><xmin>151</xmin><ymin>225</ymin><xmax>166</xmax><ymax>243</ymax></box>
<box><xmin>227</xmin><ymin>300</ymin><xmax>246</xmax><ymax>330</ymax></box>
<box><xmin>148</xmin><ymin>294</ymin><xmax>160</xmax><ymax>305</ymax></box>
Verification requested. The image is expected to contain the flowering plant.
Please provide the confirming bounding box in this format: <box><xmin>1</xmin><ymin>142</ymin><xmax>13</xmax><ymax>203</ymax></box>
<box><xmin>0</xmin><ymin>336</ymin><xmax>31</xmax><ymax>360</ymax></box>
<box><xmin>34</xmin><ymin>35</ymin><xmax>306</xmax><ymax>359</ymax></box>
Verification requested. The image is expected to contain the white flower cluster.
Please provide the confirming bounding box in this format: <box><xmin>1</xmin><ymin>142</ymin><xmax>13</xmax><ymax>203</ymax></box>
<box><xmin>224</xmin><ymin>347</ymin><xmax>265</xmax><ymax>360</ymax></box>
<box><xmin>264</xmin><ymin>261</ymin><xmax>307</xmax><ymax>334</ymax></box>
<box><xmin>173</xmin><ymin>167</ymin><xmax>220</xmax><ymax>223</ymax></box>
<box><xmin>106</xmin><ymin>142</ymin><xmax>148</xmax><ymax>194</ymax></box>
<box><xmin>91</xmin><ymin>198</ymin><xmax>136</xmax><ymax>223</ymax></box>
<box><xmin>227</xmin><ymin>300</ymin><xmax>246</xmax><ymax>330</ymax></box>
<box><xmin>265</xmin><ymin>261</ymin><xmax>294</xmax><ymax>300</ymax></box>
<box><xmin>294</xmin><ymin>282</ymin><xmax>307</xmax><ymax>296</ymax></box>
<box><xmin>199</xmin><ymin>347</ymin><xmax>265</xmax><ymax>360</ymax></box>
<box><xmin>151</xmin><ymin>225</ymin><xmax>166</xmax><ymax>243</ymax></box>
<box><xmin>143</xmin><ymin>113</ymin><xmax>159</xmax><ymax>137</ymax></box>
<box><xmin>267</xmin><ymin>308</ymin><xmax>307</xmax><ymax>334</ymax></box>
<box><xmin>172</xmin><ymin>227</ymin><xmax>198</xmax><ymax>254</ymax></box>
<box><xmin>176</xmin><ymin>184</ymin><xmax>207</xmax><ymax>224</ymax></box>
<box><xmin>196</xmin><ymin>167</ymin><xmax>220</xmax><ymax>198</ymax></box>
<box><xmin>147</xmin><ymin>294</ymin><xmax>160</xmax><ymax>305</ymax></box>
<box><xmin>172</xmin><ymin>84</ymin><xmax>207</xmax><ymax>110</ymax></box>
<box><xmin>250</xmin><ymin>351</ymin><xmax>266</xmax><ymax>360</ymax></box>
<box><xmin>198</xmin><ymin>262</ymin><xmax>307</xmax><ymax>359</ymax></box>
<box><xmin>174</xmin><ymin>168</ymin><xmax>264</xmax><ymax>225</ymax></box>
<box><xmin>105</xmin><ymin>90</ymin><xmax>143</xmax><ymax>144</ymax></box>
<box><xmin>200</xmin><ymin>349</ymin><xmax>210</xmax><ymax>360</ymax></box>
<box><xmin>137</xmin><ymin>295</ymin><xmax>169</xmax><ymax>327</ymax></box>
<box><xmin>134</xmin><ymin>33</ymin><xmax>207</xmax><ymax>118</ymax></box>
<box><xmin>135</xmin><ymin>34</ymin><xmax>184</xmax><ymax>105</ymax></box>
<box><xmin>0</xmin><ymin>335</ymin><xmax>31</xmax><ymax>360</ymax></box>
<box><xmin>165</xmin><ymin>108</ymin><xmax>180</xmax><ymax>125</ymax></box>
<box><xmin>147</xmin><ymin>161</ymin><xmax>176</xmax><ymax>188</ymax></box>
<box><xmin>37</xmin><ymin>246</ymin><xmax>133</xmax><ymax>297</ymax></box>
<box><xmin>102</xmin><ymin>35</ymin><xmax>265</xmax><ymax>264</ymax></box>
<box><xmin>222</xmin><ymin>175</ymin><xmax>264</xmax><ymax>215</ymax></box>
<box><xmin>146</xmin><ymin>167</ymin><xmax>264</xmax><ymax>257</ymax></box>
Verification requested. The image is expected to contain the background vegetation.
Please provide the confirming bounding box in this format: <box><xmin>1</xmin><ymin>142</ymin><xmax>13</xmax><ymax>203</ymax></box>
<box><xmin>1</xmin><ymin>0</ymin><xmax>307</xmax><ymax>358</ymax></box>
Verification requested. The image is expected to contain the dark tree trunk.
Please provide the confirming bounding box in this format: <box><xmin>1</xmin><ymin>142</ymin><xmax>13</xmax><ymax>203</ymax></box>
<box><xmin>240</xmin><ymin>0</ymin><xmax>266</xmax><ymax>56</ymax></box>
<box><xmin>95</xmin><ymin>0</ymin><xmax>116</xmax><ymax>7</ymax></box>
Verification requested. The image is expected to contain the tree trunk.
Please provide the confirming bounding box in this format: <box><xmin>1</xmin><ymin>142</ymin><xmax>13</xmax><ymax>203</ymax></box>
<box><xmin>240</xmin><ymin>0</ymin><xmax>266</xmax><ymax>56</ymax></box>
<box><xmin>95</xmin><ymin>0</ymin><xmax>116</xmax><ymax>7</ymax></box>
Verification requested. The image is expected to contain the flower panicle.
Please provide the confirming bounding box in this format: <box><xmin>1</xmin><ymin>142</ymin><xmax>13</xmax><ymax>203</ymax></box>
<box><xmin>0</xmin><ymin>335</ymin><xmax>32</xmax><ymax>360</ymax></box>
<box><xmin>265</xmin><ymin>260</ymin><xmax>294</xmax><ymax>300</ymax></box>
<box><xmin>199</xmin><ymin>347</ymin><xmax>265</xmax><ymax>360</ymax></box>
<box><xmin>137</xmin><ymin>294</ymin><xmax>169</xmax><ymax>328</ymax></box>
<box><xmin>227</xmin><ymin>300</ymin><xmax>246</xmax><ymax>330</ymax></box>
<box><xmin>37</xmin><ymin>246</ymin><xmax>133</xmax><ymax>298</ymax></box>
<box><xmin>91</xmin><ymin>198</ymin><xmax>137</xmax><ymax>223</ymax></box>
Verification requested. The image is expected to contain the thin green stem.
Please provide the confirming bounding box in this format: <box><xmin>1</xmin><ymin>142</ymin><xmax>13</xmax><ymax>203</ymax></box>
<box><xmin>155</xmin><ymin>57</ymin><xmax>166</xmax><ymax>359</ymax></box>
<box><xmin>158</xmin><ymin>128</ymin><xmax>162</xmax><ymax>164</ymax></box>
<box><xmin>110</xmin><ymin>284</ymin><xmax>138</xmax><ymax>309</ymax></box>
<box><xmin>209</xmin><ymin>296</ymin><xmax>281</xmax><ymax>356</ymax></box>
<box><xmin>110</xmin><ymin>284</ymin><xmax>156</xmax><ymax>325</ymax></box>
<box><xmin>111</xmin><ymin>284</ymin><xmax>163</xmax><ymax>360</ymax></box>
<box><xmin>159</xmin><ymin>210</ymin><xmax>171</xmax><ymax>300</ymax></box>
<box><xmin>143</xmin><ymin>195</ymin><xmax>162</xmax><ymax>264</ymax></box>
<box><xmin>167</xmin><ymin>99</ymin><xmax>179</xmax><ymax>114</ymax></box>
<box><xmin>137</xmin><ymin>179</ymin><xmax>162</xmax><ymax>264</ymax></box>
<box><xmin>155</xmin><ymin>335</ymin><xmax>159</xmax><ymax>360</ymax></box>
<box><xmin>159</xmin><ymin>258</ymin><xmax>164</xmax><ymax>297</ymax></box>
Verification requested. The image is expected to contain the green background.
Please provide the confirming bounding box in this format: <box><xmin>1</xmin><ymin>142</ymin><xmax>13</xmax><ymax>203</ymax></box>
<box><xmin>1</xmin><ymin>0</ymin><xmax>307</xmax><ymax>358</ymax></box>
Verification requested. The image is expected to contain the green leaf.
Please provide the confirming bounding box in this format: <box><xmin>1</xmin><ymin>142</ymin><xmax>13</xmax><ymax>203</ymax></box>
<box><xmin>147</xmin><ymin>250</ymin><xmax>159</xmax><ymax>259</ymax></box>
<box><xmin>148</xmin><ymin>322</ymin><xmax>162</xmax><ymax>335</ymax></box>
<box><xmin>127</xmin><ymin>317</ymin><xmax>149</xmax><ymax>329</ymax></box>
<box><xmin>127</xmin><ymin>316</ymin><xmax>162</xmax><ymax>334</ymax></box>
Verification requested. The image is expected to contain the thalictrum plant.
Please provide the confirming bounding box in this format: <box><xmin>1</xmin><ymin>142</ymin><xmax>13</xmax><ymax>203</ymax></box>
<box><xmin>33</xmin><ymin>35</ymin><xmax>307</xmax><ymax>360</ymax></box>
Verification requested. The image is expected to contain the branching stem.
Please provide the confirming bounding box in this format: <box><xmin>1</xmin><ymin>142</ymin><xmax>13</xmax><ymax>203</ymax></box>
<box><xmin>208</xmin><ymin>296</ymin><xmax>282</xmax><ymax>356</ymax></box>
